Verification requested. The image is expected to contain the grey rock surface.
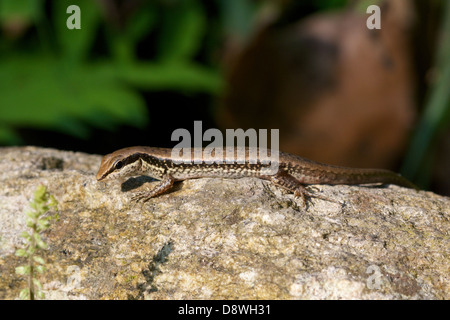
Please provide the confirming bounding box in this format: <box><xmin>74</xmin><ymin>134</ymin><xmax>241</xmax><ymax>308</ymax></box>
<box><xmin>0</xmin><ymin>146</ymin><xmax>448</xmax><ymax>299</ymax></box>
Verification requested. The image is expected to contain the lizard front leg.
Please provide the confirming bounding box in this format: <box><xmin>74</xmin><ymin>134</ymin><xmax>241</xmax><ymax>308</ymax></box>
<box><xmin>131</xmin><ymin>175</ymin><xmax>175</xmax><ymax>202</ymax></box>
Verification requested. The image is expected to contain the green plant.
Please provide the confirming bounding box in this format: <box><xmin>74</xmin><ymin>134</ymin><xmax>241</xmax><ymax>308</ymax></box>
<box><xmin>0</xmin><ymin>0</ymin><xmax>223</xmax><ymax>144</ymax></box>
<box><xmin>15</xmin><ymin>185</ymin><xmax>59</xmax><ymax>300</ymax></box>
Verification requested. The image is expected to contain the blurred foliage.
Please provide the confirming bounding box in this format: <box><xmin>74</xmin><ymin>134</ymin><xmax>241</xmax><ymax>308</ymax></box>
<box><xmin>0</xmin><ymin>0</ymin><xmax>224</xmax><ymax>144</ymax></box>
<box><xmin>0</xmin><ymin>0</ymin><xmax>395</xmax><ymax>146</ymax></box>
<box><xmin>401</xmin><ymin>0</ymin><xmax>450</xmax><ymax>186</ymax></box>
<box><xmin>0</xmin><ymin>0</ymin><xmax>353</xmax><ymax>145</ymax></box>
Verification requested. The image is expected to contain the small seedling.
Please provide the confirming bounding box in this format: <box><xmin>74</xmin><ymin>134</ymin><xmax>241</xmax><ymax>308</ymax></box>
<box><xmin>15</xmin><ymin>185</ymin><xmax>59</xmax><ymax>300</ymax></box>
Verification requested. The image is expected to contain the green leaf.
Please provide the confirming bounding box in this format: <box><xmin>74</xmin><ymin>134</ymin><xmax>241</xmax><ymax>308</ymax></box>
<box><xmin>37</xmin><ymin>219</ymin><xmax>50</xmax><ymax>232</ymax></box>
<box><xmin>37</xmin><ymin>242</ymin><xmax>48</xmax><ymax>250</ymax></box>
<box><xmin>25</xmin><ymin>210</ymin><xmax>38</xmax><ymax>219</ymax></box>
<box><xmin>36</xmin><ymin>240</ymin><xmax>48</xmax><ymax>250</ymax></box>
<box><xmin>118</xmin><ymin>62</ymin><xmax>223</xmax><ymax>94</ymax></box>
<box><xmin>15</xmin><ymin>249</ymin><xmax>28</xmax><ymax>257</ymax></box>
<box><xmin>20</xmin><ymin>231</ymin><xmax>31</xmax><ymax>240</ymax></box>
<box><xmin>27</xmin><ymin>246</ymin><xmax>36</xmax><ymax>255</ymax></box>
<box><xmin>19</xmin><ymin>288</ymin><xmax>30</xmax><ymax>300</ymax></box>
<box><xmin>126</xmin><ymin>4</ymin><xmax>157</xmax><ymax>44</ymax></box>
<box><xmin>33</xmin><ymin>278</ymin><xmax>42</xmax><ymax>289</ymax></box>
<box><xmin>26</xmin><ymin>218</ymin><xmax>35</xmax><ymax>228</ymax></box>
<box><xmin>36</xmin><ymin>290</ymin><xmax>45</xmax><ymax>299</ymax></box>
<box><xmin>0</xmin><ymin>56</ymin><xmax>148</xmax><ymax>143</ymax></box>
<box><xmin>35</xmin><ymin>265</ymin><xmax>47</xmax><ymax>274</ymax></box>
<box><xmin>158</xmin><ymin>0</ymin><xmax>206</xmax><ymax>62</ymax></box>
<box><xmin>49</xmin><ymin>195</ymin><xmax>59</xmax><ymax>210</ymax></box>
<box><xmin>33</xmin><ymin>185</ymin><xmax>47</xmax><ymax>202</ymax></box>
<box><xmin>40</xmin><ymin>205</ymin><xmax>50</xmax><ymax>214</ymax></box>
<box><xmin>15</xmin><ymin>265</ymin><xmax>30</xmax><ymax>275</ymax></box>
<box><xmin>33</xmin><ymin>255</ymin><xmax>45</xmax><ymax>265</ymax></box>
<box><xmin>33</xmin><ymin>232</ymin><xmax>49</xmax><ymax>249</ymax></box>
<box><xmin>33</xmin><ymin>232</ymin><xmax>42</xmax><ymax>242</ymax></box>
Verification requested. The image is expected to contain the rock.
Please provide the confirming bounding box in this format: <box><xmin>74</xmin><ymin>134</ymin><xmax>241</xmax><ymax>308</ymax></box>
<box><xmin>0</xmin><ymin>146</ymin><xmax>448</xmax><ymax>299</ymax></box>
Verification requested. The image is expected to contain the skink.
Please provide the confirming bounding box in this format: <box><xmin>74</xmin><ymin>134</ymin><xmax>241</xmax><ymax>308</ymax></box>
<box><xmin>96</xmin><ymin>146</ymin><xmax>417</xmax><ymax>204</ymax></box>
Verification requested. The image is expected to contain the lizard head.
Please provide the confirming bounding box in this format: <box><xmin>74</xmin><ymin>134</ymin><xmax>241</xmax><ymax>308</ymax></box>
<box><xmin>96</xmin><ymin>147</ymin><xmax>143</xmax><ymax>181</ymax></box>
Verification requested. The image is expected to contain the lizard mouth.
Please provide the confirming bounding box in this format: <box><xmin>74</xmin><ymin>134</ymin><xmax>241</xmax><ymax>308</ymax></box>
<box><xmin>96</xmin><ymin>171</ymin><xmax>109</xmax><ymax>181</ymax></box>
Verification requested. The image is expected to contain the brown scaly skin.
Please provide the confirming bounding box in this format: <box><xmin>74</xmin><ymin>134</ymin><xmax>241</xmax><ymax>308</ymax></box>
<box><xmin>97</xmin><ymin>146</ymin><xmax>418</xmax><ymax>204</ymax></box>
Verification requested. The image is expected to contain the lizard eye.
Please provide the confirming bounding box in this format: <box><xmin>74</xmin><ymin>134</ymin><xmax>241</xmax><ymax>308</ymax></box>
<box><xmin>114</xmin><ymin>160</ymin><xmax>124</xmax><ymax>170</ymax></box>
